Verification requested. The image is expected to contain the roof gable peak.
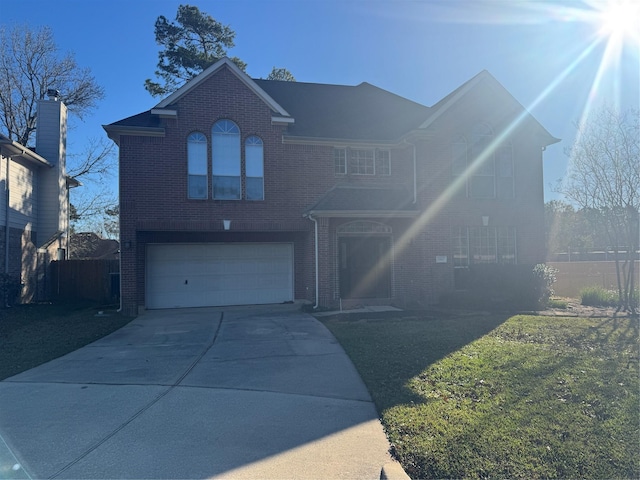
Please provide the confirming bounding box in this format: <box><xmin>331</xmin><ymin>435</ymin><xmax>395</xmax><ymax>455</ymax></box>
<box><xmin>154</xmin><ymin>57</ymin><xmax>291</xmax><ymax>118</ymax></box>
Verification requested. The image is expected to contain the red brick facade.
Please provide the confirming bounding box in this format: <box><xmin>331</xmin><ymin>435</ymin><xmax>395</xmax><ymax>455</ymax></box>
<box><xmin>110</xmin><ymin>61</ymin><xmax>556</xmax><ymax>315</ymax></box>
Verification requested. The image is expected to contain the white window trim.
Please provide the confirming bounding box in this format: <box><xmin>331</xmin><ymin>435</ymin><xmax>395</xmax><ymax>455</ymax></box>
<box><xmin>187</xmin><ymin>131</ymin><xmax>208</xmax><ymax>200</ymax></box>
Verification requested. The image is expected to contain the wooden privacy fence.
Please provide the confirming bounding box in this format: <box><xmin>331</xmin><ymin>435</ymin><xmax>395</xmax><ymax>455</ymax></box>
<box><xmin>548</xmin><ymin>261</ymin><xmax>640</xmax><ymax>298</ymax></box>
<box><xmin>50</xmin><ymin>260</ymin><xmax>120</xmax><ymax>305</ymax></box>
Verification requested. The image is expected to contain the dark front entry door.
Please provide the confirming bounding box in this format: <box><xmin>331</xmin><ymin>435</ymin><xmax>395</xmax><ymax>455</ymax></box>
<box><xmin>339</xmin><ymin>236</ymin><xmax>391</xmax><ymax>299</ymax></box>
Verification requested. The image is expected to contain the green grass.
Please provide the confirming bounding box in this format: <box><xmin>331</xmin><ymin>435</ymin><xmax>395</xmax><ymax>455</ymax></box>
<box><xmin>322</xmin><ymin>312</ymin><xmax>639</xmax><ymax>479</ymax></box>
<box><xmin>547</xmin><ymin>297</ymin><xmax>569</xmax><ymax>309</ymax></box>
<box><xmin>0</xmin><ymin>303</ymin><xmax>134</xmax><ymax>380</ymax></box>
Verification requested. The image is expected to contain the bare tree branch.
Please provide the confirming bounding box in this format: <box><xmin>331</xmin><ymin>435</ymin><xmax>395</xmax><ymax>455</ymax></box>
<box><xmin>0</xmin><ymin>24</ymin><xmax>104</xmax><ymax>145</ymax></box>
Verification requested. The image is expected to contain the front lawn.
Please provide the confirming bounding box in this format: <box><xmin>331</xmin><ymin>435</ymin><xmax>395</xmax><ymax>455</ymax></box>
<box><xmin>322</xmin><ymin>312</ymin><xmax>639</xmax><ymax>479</ymax></box>
<box><xmin>0</xmin><ymin>303</ymin><xmax>133</xmax><ymax>381</ymax></box>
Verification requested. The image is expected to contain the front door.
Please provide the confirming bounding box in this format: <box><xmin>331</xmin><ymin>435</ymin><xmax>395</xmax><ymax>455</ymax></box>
<box><xmin>339</xmin><ymin>236</ymin><xmax>391</xmax><ymax>299</ymax></box>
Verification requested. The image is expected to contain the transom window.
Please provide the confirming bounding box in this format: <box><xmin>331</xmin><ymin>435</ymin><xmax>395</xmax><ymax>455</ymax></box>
<box><xmin>187</xmin><ymin>132</ymin><xmax>207</xmax><ymax>199</ymax></box>
<box><xmin>453</xmin><ymin>226</ymin><xmax>516</xmax><ymax>267</ymax></box>
<box><xmin>212</xmin><ymin>120</ymin><xmax>241</xmax><ymax>200</ymax></box>
<box><xmin>245</xmin><ymin>135</ymin><xmax>264</xmax><ymax>200</ymax></box>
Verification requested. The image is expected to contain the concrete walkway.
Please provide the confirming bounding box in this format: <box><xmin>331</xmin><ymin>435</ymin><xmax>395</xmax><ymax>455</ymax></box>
<box><xmin>0</xmin><ymin>305</ymin><xmax>395</xmax><ymax>479</ymax></box>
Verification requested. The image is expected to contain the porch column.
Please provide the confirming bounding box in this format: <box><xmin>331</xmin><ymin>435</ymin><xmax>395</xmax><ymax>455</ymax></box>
<box><xmin>316</xmin><ymin>217</ymin><xmax>333</xmax><ymax>307</ymax></box>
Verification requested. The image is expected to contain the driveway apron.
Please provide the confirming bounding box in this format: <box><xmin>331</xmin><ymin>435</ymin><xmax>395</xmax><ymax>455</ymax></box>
<box><xmin>0</xmin><ymin>306</ymin><xmax>392</xmax><ymax>479</ymax></box>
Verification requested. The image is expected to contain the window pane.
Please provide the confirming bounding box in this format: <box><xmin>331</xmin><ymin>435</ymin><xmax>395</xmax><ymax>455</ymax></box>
<box><xmin>496</xmin><ymin>143</ymin><xmax>514</xmax><ymax>199</ymax></box>
<box><xmin>471</xmin><ymin>123</ymin><xmax>495</xmax><ymax>198</ymax></box>
<box><xmin>497</xmin><ymin>226</ymin><xmax>516</xmax><ymax>264</ymax></box>
<box><xmin>188</xmin><ymin>175</ymin><xmax>207</xmax><ymax>199</ymax></box>
<box><xmin>470</xmin><ymin>226</ymin><xmax>497</xmax><ymax>264</ymax></box>
<box><xmin>188</xmin><ymin>139</ymin><xmax>207</xmax><ymax>175</ymax></box>
<box><xmin>213</xmin><ymin>134</ymin><xmax>240</xmax><ymax>176</ymax></box>
<box><xmin>452</xmin><ymin>226</ymin><xmax>469</xmax><ymax>267</ymax></box>
<box><xmin>452</xmin><ymin>138</ymin><xmax>467</xmax><ymax>176</ymax></box>
<box><xmin>187</xmin><ymin>132</ymin><xmax>207</xmax><ymax>198</ymax></box>
<box><xmin>213</xmin><ymin>175</ymin><xmax>240</xmax><ymax>199</ymax></box>
<box><xmin>212</xmin><ymin>120</ymin><xmax>240</xmax><ymax>199</ymax></box>
<box><xmin>376</xmin><ymin>150</ymin><xmax>391</xmax><ymax>175</ymax></box>
<box><xmin>334</xmin><ymin>148</ymin><xmax>346</xmax><ymax>174</ymax></box>
<box><xmin>350</xmin><ymin>149</ymin><xmax>374</xmax><ymax>175</ymax></box>
<box><xmin>246</xmin><ymin>137</ymin><xmax>263</xmax><ymax>177</ymax></box>
<box><xmin>246</xmin><ymin>177</ymin><xmax>264</xmax><ymax>200</ymax></box>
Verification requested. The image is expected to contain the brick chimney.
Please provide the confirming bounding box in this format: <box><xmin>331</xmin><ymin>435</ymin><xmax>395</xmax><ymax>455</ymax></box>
<box><xmin>36</xmin><ymin>93</ymin><xmax>69</xmax><ymax>250</ymax></box>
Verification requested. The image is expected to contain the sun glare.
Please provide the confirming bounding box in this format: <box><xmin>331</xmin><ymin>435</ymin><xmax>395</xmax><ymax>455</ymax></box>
<box><xmin>597</xmin><ymin>0</ymin><xmax>640</xmax><ymax>41</ymax></box>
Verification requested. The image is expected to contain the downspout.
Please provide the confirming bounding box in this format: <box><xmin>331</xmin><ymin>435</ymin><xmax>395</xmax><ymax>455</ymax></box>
<box><xmin>4</xmin><ymin>154</ymin><xmax>11</xmax><ymax>275</ymax></box>
<box><xmin>305</xmin><ymin>213</ymin><xmax>320</xmax><ymax>309</ymax></box>
<box><xmin>412</xmin><ymin>141</ymin><xmax>417</xmax><ymax>204</ymax></box>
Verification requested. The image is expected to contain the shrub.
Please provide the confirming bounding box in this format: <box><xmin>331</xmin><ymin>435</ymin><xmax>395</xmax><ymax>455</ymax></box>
<box><xmin>581</xmin><ymin>286</ymin><xmax>621</xmax><ymax>307</ymax></box>
<box><xmin>441</xmin><ymin>264</ymin><xmax>558</xmax><ymax>311</ymax></box>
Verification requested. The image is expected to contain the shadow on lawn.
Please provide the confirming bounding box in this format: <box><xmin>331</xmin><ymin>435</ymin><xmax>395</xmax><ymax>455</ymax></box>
<box><xmin>320</xmin><ymin>309</ymin><xmax>512</xmax><ymax>412</ymax></box>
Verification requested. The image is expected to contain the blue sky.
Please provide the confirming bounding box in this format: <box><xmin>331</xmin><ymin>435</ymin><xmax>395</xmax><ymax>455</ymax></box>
<box><xmin>2</xmin><ymin>0</ymin><xmax>639</xmax><ymax>202</ymax></box>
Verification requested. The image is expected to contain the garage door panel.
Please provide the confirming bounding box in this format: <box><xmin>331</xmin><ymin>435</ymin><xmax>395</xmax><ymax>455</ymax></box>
<box><xmin>146</xmin><ymin>243</ymin><xmax>293</xmax><ymax>309</ymax></box>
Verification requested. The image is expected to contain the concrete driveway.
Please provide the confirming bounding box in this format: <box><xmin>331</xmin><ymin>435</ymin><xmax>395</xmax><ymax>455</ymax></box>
<box><xmin>0</xmin><ymin>305</ymin><xmax>394</xmax><ymax>479</ymax></box>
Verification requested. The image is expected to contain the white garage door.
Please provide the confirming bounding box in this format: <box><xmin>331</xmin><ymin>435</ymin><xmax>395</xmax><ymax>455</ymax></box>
<box><xmin>146</xmin><ymin>243</ymin><xmax>294</xmax><ymax>309</ymax></box>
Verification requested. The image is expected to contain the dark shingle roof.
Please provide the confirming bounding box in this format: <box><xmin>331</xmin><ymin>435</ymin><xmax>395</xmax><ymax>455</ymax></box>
<box><xmin>109</xmin><ymin>110</ymin><xmax>161</xmax><ymax>128</ymax></box>
<box><xmin>306</xmin><ymin>185</ymin><xmax>417</xmax><ymax>214</ymax></box>
<box><xmin>254</xmin><ymin>80</ymin><xmax>431</xmax><ymax>142</ymax></box>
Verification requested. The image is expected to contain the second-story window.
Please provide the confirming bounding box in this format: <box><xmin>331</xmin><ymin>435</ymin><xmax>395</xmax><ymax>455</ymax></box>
<box><xmin>212</xmin><ymin>119</ymin><xmax>241</xmax><ymax>199</ymax></box>
<box><xmin>496</xmin><ymin>141</ymin><xmax>514</xmax><ymax>199</ymax></box>
<box><xmin>470</xmin><ymin>123</ymin><xmax>495</xmax><ymax>198</ymax></box>
<box><xmin>334</xmin><ymin>148</ymin><xmax>347</xmax><ymax>175</ymax></box>
<box><xmin>187</xmin><ymin>132</ymin><xmax>207</xmax><ymax>199</ymax></box>
<box><xmin>350</xmin><ymin>149</ymin><xmax>375</xmax><ymax>175</ymax></box>
<box><xmin>245</xmin><ymin>136</ymin><xmax>264</xmax><ymax>200</ymax></box>
<box><xmin>376</xmin><ymin>149</ymin><xmax>391</xmax><ymax>175</ymax></box>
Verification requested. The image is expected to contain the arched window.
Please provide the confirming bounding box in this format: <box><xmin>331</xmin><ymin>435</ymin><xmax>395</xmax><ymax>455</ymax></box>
<box><xmin>245</xmin><ymin>136</ymin><xmax>264</xmax><ymax>200</ymax></box>
<box><xmin>212</xmin><ymin>119</ymin><xmax>241</xmax><ymax>199</ymax></box>
<box><xmin>470</xmin><ymin>123</ymin><xmax>495</xmax><ymax>198</ymax></box>
<box><xmin>187</xmin><ymin>132</ymin><xmax>207</xmax><ymax>199</ymax></box>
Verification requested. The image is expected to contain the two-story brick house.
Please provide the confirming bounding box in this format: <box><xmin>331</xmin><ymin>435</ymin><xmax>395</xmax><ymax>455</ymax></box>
<box><xmin>105</xmin><ymin>58</ymin><xmax>558</xmax><ymax>316</ymax></box>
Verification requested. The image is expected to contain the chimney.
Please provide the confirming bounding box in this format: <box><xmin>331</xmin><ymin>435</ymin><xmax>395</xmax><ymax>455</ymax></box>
<box><xmin>36</xmin><ymin>95</ymin><xmax>69</xmax><ymax>249</ymax></box>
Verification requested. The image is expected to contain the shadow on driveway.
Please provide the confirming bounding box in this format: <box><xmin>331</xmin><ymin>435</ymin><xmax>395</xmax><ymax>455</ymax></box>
<box><xmin>0</xmin><ymin>305</ymin><xmax>391</xmax><ymax>479</ymax></box>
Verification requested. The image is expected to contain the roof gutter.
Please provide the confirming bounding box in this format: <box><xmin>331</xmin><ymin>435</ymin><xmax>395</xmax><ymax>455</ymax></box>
<box><xmin>304</xmin><ymin>210</ymin><xmax>418</xmax><ymax>218</ymax></box>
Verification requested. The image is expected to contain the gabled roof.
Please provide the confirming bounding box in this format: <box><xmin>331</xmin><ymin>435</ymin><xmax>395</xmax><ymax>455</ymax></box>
<box><xmin>421</xmin><ymin>70</ymin><xmax>560</xmax><ymax>146</ymax></box>
<box><xmin>105</xmin><ymin>58</ymin><xmax>558</xmax><ymax>147</ymax></box>
<box><xmin>305</xmin><ymin>185</ymin><xmax>418</xmax><ymax>217</ymax></box>
<box><xmin>155</xmin><ymin>57</ymin><xmax>291</xmax><ymax>119</ymax></box>
<box><xmin>254</xmin><ymin>80</ymin><xmax>431</xmax><ymax>143</ymax></box>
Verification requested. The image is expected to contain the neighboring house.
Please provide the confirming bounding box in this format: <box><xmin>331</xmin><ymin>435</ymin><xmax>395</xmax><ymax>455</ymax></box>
<box><xmin>104</xmin><ymin>58</ymin><xmax>559</xmax><ymax>316</ymax></box>
<box><xmin>0</xmin><ymin>95</ymin><xmax>77</xmax><ymax>303</ymax></box>
<box><xmin>69</xmin><ymin>232</ymin><xmax>120</xmax><ymax>260</ymax></box>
